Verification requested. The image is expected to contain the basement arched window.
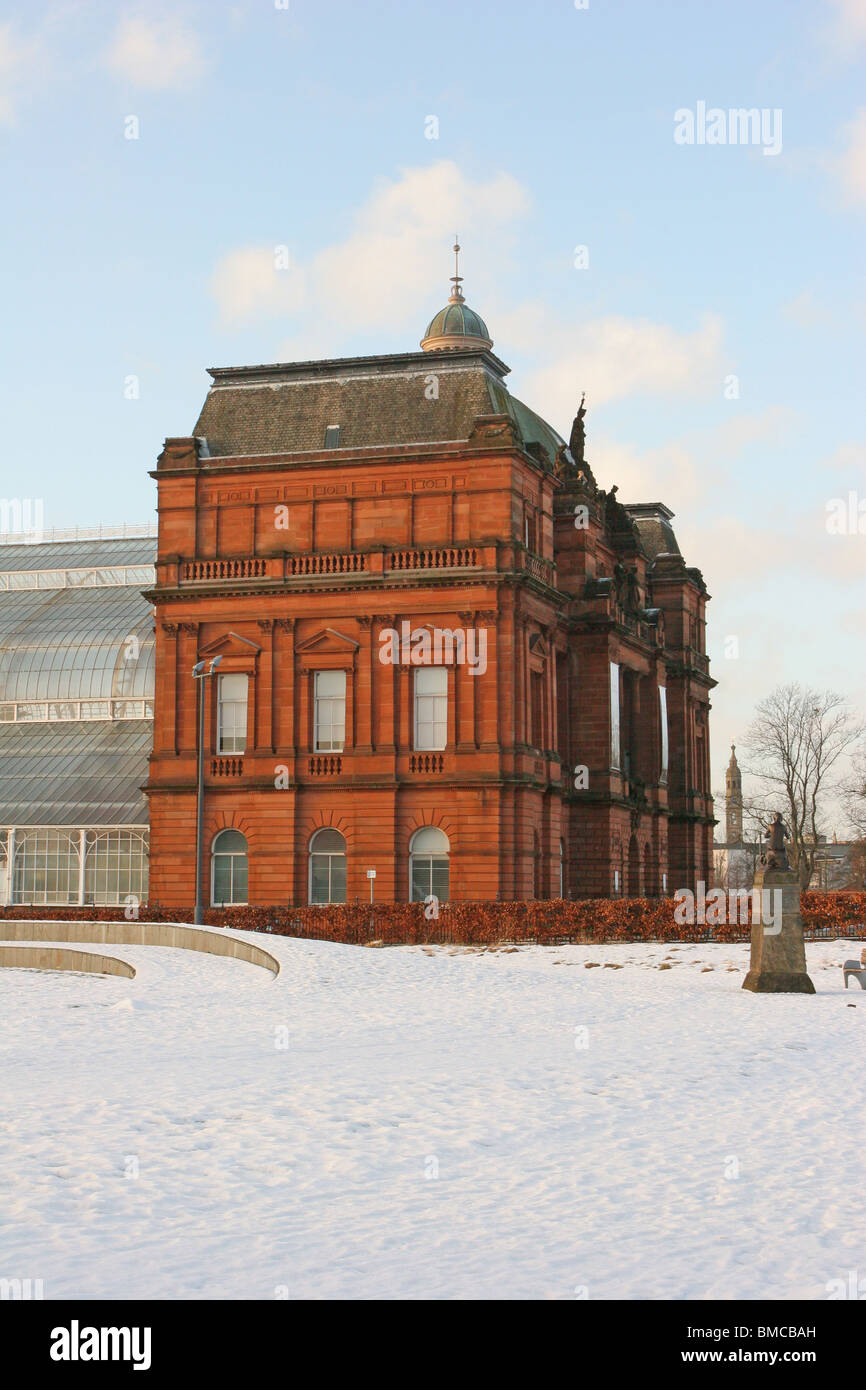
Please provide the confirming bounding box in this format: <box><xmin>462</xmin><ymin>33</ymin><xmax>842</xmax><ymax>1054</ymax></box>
<box><xmin>410</xmin><ymin>826</ymin><xmax>449</xmax><ymax>903</ymax></box>
<box><xmin>309</xmin><ymin>828</ymin><xmax>347</xmax><ymax>904</ymax></box>
<box><xmin>211</xmin><ymin>828</ymin><xmax>248</xmax><ymax>906</ymax></box>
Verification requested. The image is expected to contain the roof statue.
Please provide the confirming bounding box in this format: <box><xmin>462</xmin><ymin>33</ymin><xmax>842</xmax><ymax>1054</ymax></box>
<box><xmin>569</xmin><ymin>392</ymin><xmax>587</xmax><ymax>465</ymax></box>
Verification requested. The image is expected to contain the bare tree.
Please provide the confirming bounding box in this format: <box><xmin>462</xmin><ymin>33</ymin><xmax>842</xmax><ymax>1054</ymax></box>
<box><xmin>846</xmin><ymin>840</ymin><xmax>866</xmax><ymax>890</ymax></box>
<box><xmin>842</xmin><ymin>749</ymin><xmax>866</xmax><ymax>838</ymax></box>
<box><xmin>743</xmin><ymin>684</ymin><xmax>864</xmax><ymax>887</ymax></box>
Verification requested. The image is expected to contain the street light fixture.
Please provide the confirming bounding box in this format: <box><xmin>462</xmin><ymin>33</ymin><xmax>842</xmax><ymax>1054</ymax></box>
<box><xmin>192</xmin><ymin>655</ymin><xmax>222</xmax><ymax>925</ymax></box>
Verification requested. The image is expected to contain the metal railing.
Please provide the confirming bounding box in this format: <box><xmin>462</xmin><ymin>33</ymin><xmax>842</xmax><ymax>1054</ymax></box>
<box><xmin>0</xmin><ymin>523</ymin><xmax>157</xmax><ymax>546</ymax></box>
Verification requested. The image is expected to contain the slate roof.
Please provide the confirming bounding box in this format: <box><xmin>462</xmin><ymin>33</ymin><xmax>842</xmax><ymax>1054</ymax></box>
<box><xmin>193</xmin><ymin>348</ymin><xmax>565</xmax><ymax>464</ymax></box>
<box><xmin>625</xmin><ymin>503</ymin><xmax>682</xmax><ymax>559</ymax></box>
<box><xmin>0</xmin><ymin>718</ymin><xmax>151</xmax><ymax>824</ymax></box>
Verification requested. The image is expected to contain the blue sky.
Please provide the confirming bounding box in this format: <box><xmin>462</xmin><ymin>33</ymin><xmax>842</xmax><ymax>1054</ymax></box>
<box><xmin>2</xmin><ymin>0</ymin><xmax>865</xmax><ymax>817</ymax></box>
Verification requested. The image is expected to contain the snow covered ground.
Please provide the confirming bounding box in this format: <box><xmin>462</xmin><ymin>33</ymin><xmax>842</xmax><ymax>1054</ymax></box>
<box><xmin>0</xmin><ymin>931</ymin><xmax>863</xmax><ymax>1301</ymax></box>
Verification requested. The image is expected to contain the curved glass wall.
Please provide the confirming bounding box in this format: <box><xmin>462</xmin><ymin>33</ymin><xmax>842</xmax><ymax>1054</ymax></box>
<box><xmin>1</xmin><ymin>829</ymin><xmax>149</xmax><ymax>907</ymax></box>
<box><xmin>0</xmin><ymin>587</ymin><xmax>155</xmax><ymax>707</ymax></box>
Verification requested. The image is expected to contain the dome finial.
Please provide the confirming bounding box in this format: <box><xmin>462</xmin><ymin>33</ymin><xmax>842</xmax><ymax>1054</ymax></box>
<box><xmin>449</xmin><ymin>234</ymin><xmax>465</xmax><ymax>304</ymax></box>
<box><xmin>421</xmin><ymin>239</ymin><xmax>492</xmax><ymax>353</ymax></box>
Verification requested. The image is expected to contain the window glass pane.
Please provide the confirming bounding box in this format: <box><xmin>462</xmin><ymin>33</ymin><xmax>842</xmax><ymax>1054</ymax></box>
<box><xmin>214</xmin><ymin>829</ymin><xmax>247</xmax><ymax>853</ymax></box>
<box><xmin>311</xmin><ymin>828</ymin><xmax>345</xmax><ymax>853</ymax></box>
<box><xmin>13</xmin><ymin>831</ymin><xmax>80</xmax><ymax>905</ymax></box>
<box><xmin>610</xmin><ymin>663</ymin><xmax>621</xmax><ymax>769</ymax></box>
<box><xmin>315</xmin><ymin>670</ymin><xmax>345</xmax><ymax>697</ymax></box>
<box><xmin>410</xmin><ymin>858</ymin><xmax>430</xmax><ymax>902</ymax></box>
<box><xmin>314</xmin><ymin>670</ymin><xmax>346</xmax><ymax>751</ymax></box>
<box><xmin>220</xmin><ymin>674</ymin><xmax>248</xmax><ymax>700</ymax></box>
<box><xmin>213</xmin><ymin>858</ymin><xmax>232</xmax><ymax>904</ymax></box>
<box><xmin>431</xmin><ymin>858</ymin><xmax>450</xmax><ymax>903</ymax></box>
<box><xmin>411</xmin><ymin>827</ymin><xmax>449</xmax><ymax>853</ymax></box>
<box><xmin>310</xmin><ymin>852</ymin><xmax>346</xmax><ymax>903</ymax></box>
<box><xmin>231</xmin><ymin>857</ymin><xmax>248</xmax><ymax>904</ymax></box>
<box><xmin>218</xmin><ymin>673</ymin><xmax>247</xmax><ymax>754</ymax></box>
<box><xmin>414</xmin><ymin>668</ymin><xmax>447</xmax><ymax>750</ymax></box>
<box><xmin>84</xmin><ymin>830</ymin><xmax>149</xmax><ymax>905</ymax></box>
<box><xmin>415</xmin><ymin>666</ymin><xmax>447</xmax><ymax>695</ymax></box>
<box><xmin>329</xmin><ymin>857</ymin><xmax>347</xmax><ymax>903</ymax></box>
<box><xmin>310</xmin><ymin>857</ymin><xmax>330</xmax><ymax>904</ymax></box>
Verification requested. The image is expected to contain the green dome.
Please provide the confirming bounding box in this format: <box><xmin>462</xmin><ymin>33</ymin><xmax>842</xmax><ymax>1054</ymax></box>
<box><xmin>421</xmin><ymin>293</ymin><xmax>492</xmax><ymax>352</ymax></box>
<box><xmin>424</xmin><ymin>301</ymin><xmax>490</xmax><ymax>343</ymax></box>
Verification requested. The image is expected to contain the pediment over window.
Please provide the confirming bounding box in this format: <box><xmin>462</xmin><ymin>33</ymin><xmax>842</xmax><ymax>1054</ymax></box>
<box><xmin>200</xmin><ymin>631</ymin><xmax>262</xmax><ymax>658</ymax></box>
<box><xmin>295</xmin><ymin>628</ymin><xmax>360</xmax><ymax>656</ymax></box>
<box><xmin>295</xmin><ymin>627</ymin><xmax>360</xmax><ymax>673</ymax></box>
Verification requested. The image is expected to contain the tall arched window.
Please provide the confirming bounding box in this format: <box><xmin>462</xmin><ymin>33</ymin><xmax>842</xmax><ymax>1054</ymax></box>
<box><xmin>410</xmin><ymin>827</ymin><xmax>449</xmax><ymax>903</ymax></box>
<box><xmin>628</xmin><ymin>834</ymin><xmax>640</xmax><ymax>897</ymax></box>
<box><xmin>643</xmin><ymin>842</ymin><xmax>655</xmax><ymax>898</ymax></box>
<box><xmin>559</xmin><ymin>838</ymin><xmax>565</xmax><ymax>899</ymax></box>
<box><xmin>309</xmin><ymin>828</ymin><xmax>347</xmax><ymax>904</ymax></box>
<box><xmin>211</xmin><ymin>829</ymin><xmax>248</xmax><ymax>905</ymax></box>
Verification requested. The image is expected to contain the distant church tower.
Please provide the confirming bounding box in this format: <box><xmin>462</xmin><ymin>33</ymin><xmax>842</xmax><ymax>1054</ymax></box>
<box><xmin>725</xmin><ymin>744</ymin><xmax>743</xmax><ymax>844</ymax></box>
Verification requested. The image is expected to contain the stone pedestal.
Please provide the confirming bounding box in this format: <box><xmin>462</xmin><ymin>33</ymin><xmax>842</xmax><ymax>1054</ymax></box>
<box><xmin>742</xmin><ymin>866</ymin><xmax>815</xmax><ymax>994</ymax></box>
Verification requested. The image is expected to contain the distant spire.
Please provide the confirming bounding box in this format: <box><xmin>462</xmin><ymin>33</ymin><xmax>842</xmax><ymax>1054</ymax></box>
<box><xmin>448</xmin><ymin>234</ymin><xmax>465</xmax><ymax>304</ymax></box>
<box><xmin>725</xmin><ymin>741</ymin><xmax>743</xmax><ymax>843</ymax></box>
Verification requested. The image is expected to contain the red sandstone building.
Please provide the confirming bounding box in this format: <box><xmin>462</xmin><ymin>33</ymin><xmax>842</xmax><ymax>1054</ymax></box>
<box><xmin>145</xmin><ymin>266</ymin><xmax>715</xmax><ymax>907</ymax></box>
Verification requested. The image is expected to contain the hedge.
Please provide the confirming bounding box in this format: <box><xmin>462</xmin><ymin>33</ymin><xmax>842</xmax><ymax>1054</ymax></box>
<box><xmin>1</xmin><ymin>892</ymin><xmax>864</xmax><ymax>945</ymax></box>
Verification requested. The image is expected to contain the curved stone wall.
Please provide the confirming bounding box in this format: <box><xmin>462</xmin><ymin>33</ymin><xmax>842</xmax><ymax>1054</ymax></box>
<box><xmin>0</xmin><ymin>920</ymin><xmax>280</xmax><ymax>978</ymax></box>
<box><xmin>0</xmin><ymin>944</ymin><xmax>135</xmax><ymax>978</ymax></box>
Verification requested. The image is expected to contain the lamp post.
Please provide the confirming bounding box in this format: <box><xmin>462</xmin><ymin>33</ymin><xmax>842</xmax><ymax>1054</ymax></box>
<box><xmin>192</xmin><ymin>655</ymin><xmax>222</xmax><ymax>925</ymax></box>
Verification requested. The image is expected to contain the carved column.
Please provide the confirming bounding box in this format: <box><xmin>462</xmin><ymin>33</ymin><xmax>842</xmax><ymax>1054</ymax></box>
<box><xmin>457</xmin><ymin>610</ymin><xmax>475</xmax><ymax>748</ymax></box>
<box><xmin>477</xmin><ymin>609</ymin><xmax>498</xmax><ymax>748</ymax></box>
<box><xmin>274</xmin><ymin>618</ymin><xmax>295</xmax><ymax>755</ymax></box>
<box><xmin>159</xmin><ymin>623</ymin><xmax>178</xmax><ymax>755</ymax></box>
<box><xmin>356</xmin><ymin>615</ymin><xmax>372</xmax><ymax>750</ymax></box>
<box><xmin>398</xmin><ymin>665</ymin><xmax>412</xmax><ymax>750</ymax></box>
<box><xmin>177</xmin><ymin>624</ymin><xmax>199</xmax><ymax>754</ymax></box>
<box><xmin>373</xmin><ymin>615</ymin><xmax>396</xmax><ymax>754</ymax></box>
<box><xmin>257</xmin><ymin>619</ymin><xmax>274</xmax><ymax>752</ymax></box>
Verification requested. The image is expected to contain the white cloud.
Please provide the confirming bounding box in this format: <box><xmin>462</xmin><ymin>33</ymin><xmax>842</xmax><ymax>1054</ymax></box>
<box><xmin>210</xmin><ymin>246</ymin><xmax>308</xmax><ymax>326</ymax></box>
<box><xmin>209</xmin><ymin>159</ymin><xmax>727</xmax><ymax>444</ymax></box>
<box><xmin>833</xmin><ymin>108</ymin><xmax>866</xmax><ymax>204</ymax></box>
<box><xmin>819</xmin><ymin>440</ymin><xmax>865</xmax><ymax>475</ymax></box>
<box><xmin>781</xmin><ymin>289</ymin><xmax>833</xmax><ymax>329</ymax></box>
<box><xmin>0</xmin><ymin>22</ymin><xmax>42</xmax><ymax>124</ymax></box>
<box><xmin>589</xmin><ymin>437</ymin><xmax>706</xmax><ymax>509</ymax></box>
<box><xmin>103</xmin><ymin>16</ymin><xmax>206</xmax><ymax>91</ymax></box>
<box><xmin>210</xmin><ymin>161</ymin><xmax>530</xmax><ymax>333</ymax></box>
<box><xmin>512</xmin><ymin>311</ymin><xmax>724</xmax><ymax>427</ymax></box>
<box><xmin>826</xmin><ymin>0</ymin><xmax>866</xmax><ymax>47</ymax></box>
<box><xmin>584</xmin><ymin>408</ymin><xmax>793</xmax><ymax>513</ymax></box>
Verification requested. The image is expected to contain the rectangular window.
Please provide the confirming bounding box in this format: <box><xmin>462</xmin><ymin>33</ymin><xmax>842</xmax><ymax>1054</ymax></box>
<box><xmin>217</xmin><ymin>673</ymin><xmax>248</xmax><ymax>754</ymax></box>
<box><xmin>324</xmin><ymin>425</ymin><xmax>341</xmax><ymax>448</ymax></box>
<box><xmin>314</xmin><ymin>670</ymin><xmax>346</xmax><ymax>751</ymax></box>
<box><xmin>659</xmin><ymin>684</ymin><xmax>669</xmax><ymax>784</ymax></box>
<box><xmin>414</xmin><ymin>666</ymin><xmax>448</xmax><ymax>750</ymax></box>
<box><xmin>610</xmin><ymin>662</ymin><xmax>621</xmax><ymax>769</ymax></box>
